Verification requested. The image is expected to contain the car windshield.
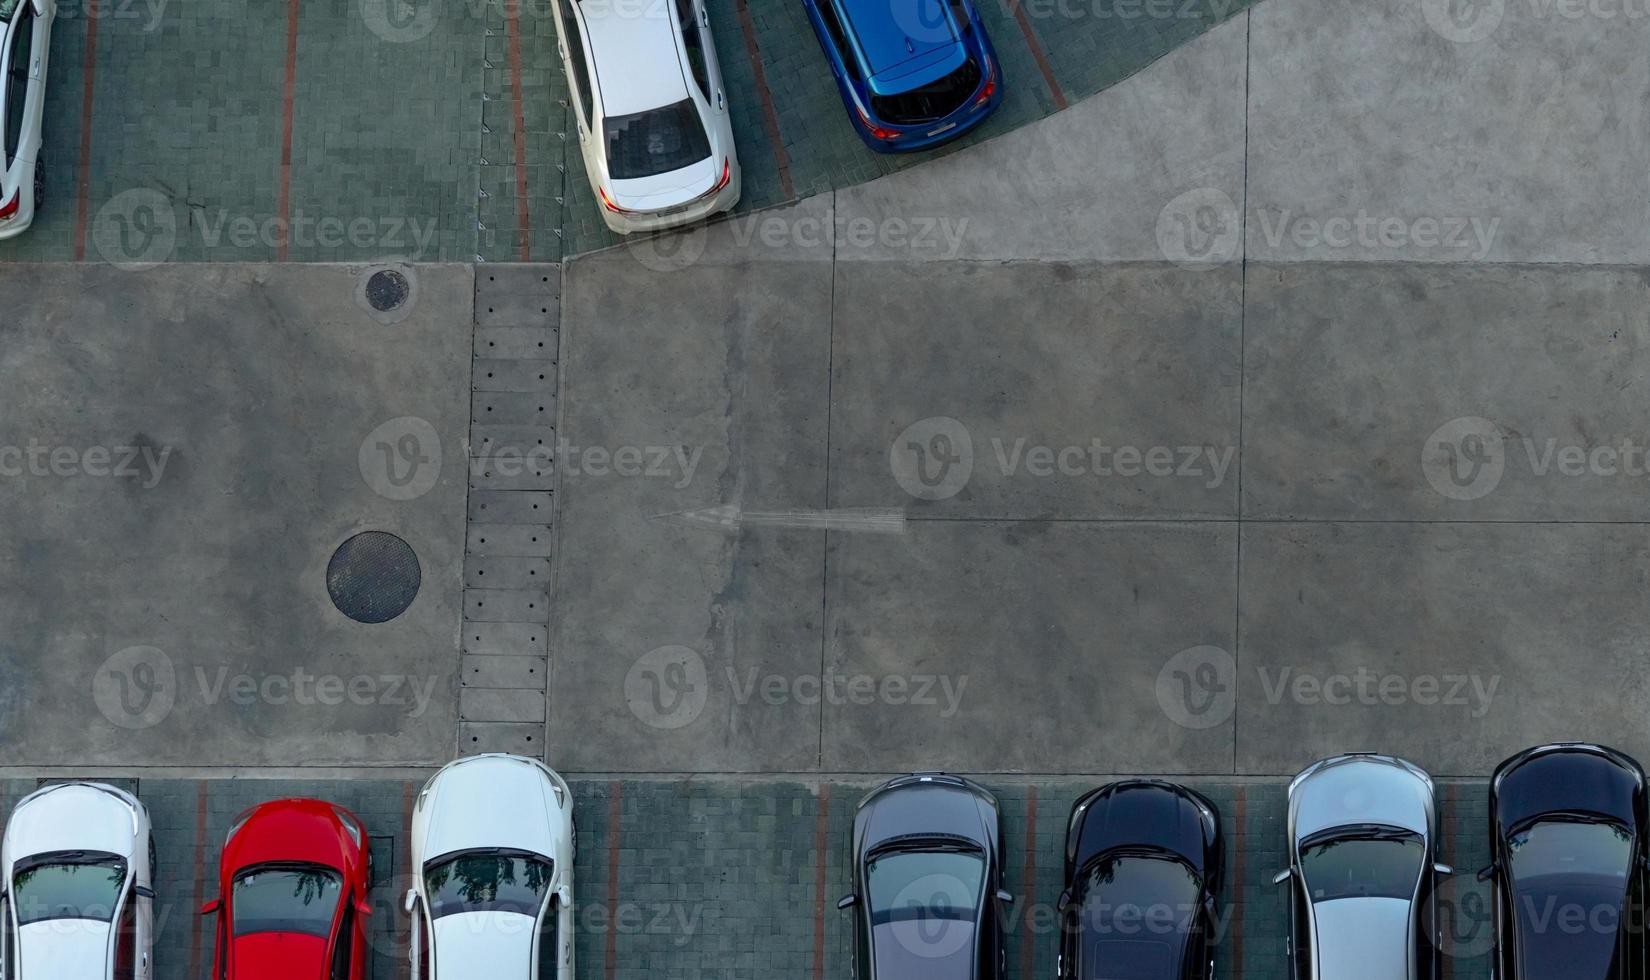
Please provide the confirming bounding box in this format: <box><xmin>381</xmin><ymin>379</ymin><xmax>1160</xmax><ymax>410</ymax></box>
<box><xmin>1300</xmin><ymin>829</ymin><xmax>1424</xmax><ymax>902</ymax></box>
<box><xmin>231</xmin><ymin>866</ymin><xmax>343</xmax><ymax>938</ymax></box>
<box><xmin>603</xmin><ymin>99</ymin><xmax>711</xmax><ymax>181</ymax></box>
<box><xmin>870</xmin><ymin>56</ymin><xmax>981</xmax><ymax>126</ymax></box>
<box><xmin>866</xmin><ymin>846</ymin><xmax>985</xmax><ymax>923</ymax></box>
<box><xmin>424</xmin><ymin>851</ymin><xmax>554</xmax><ymax>919</ymax></box>
<box><xmin>1076</xmin><ymin>856</ymin><xmax>1199</xmax><ymax>980</ymax></box>
<box><xmin>1508</xmin><ymin>820</ymin><xmax>1633</xmax><ymax>978</ymax></box>
<box><xmin>12</xmin><ymin>853</ymin><xmax>127</xmax><ymax>924</ymax></box>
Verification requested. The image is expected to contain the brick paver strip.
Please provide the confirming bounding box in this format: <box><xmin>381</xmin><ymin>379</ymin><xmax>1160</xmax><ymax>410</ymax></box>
<box><xmin>812</xmin><ymin>784</ymin><xmax>831</xmax><ymax>980</ymax></box>
<box><xmin>1007</xmin><ymin>0</ymin><xmax>1068</xmax><ymax>111</ymax></box>
<box><xmin>1232</xmin><ymin>784</ymin><xmax>1248</xmax><ymax>978</ymax></box>
<box><xmin>275</xmin><ymin>0</ymin><xmax>300</xmax><ymax>261</ymax></box>
<box><xmin>187</xmin><ymin>781</ymin><xmax>209</xmax><ymax>980</ymax></box>
<box><xmin>1021</xmin><ymin>786</ymin><xmax>1040</xmax><ymax>979</ymax></box>
<box><xmin>507</xmin><ymin>0</ymin><xmax>531</xmax><ymax>260</ymax></box>
<box><xmin>604</xmin><ymin>779</ymin><xmax>623</xmax><ymax>980</ymax></box>
<box><xmin>71</xmin><ymin>0</ymin><xmax>99</xmax><ymax>260</ymax></box>
<box><xmin>734</xmin><ymin>0</ymin><xmax>794</xmax><ymax>201</ymax></box>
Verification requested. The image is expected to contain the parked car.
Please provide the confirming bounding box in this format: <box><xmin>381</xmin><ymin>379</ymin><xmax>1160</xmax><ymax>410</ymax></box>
<box><xmin>1479</xmin><ymin>743</ymin><xmax>1649</xmax><ymax>980</ymax></box>
<box><xmin>837</xmin><ymin>772</ymin><xmax>1012</xmax><ymax>980</ymax></box>
<box><xmin>802</xmin><ymin>0</ymin><xmax>1002</xmax><ymax>153</ymax></box>
<box><xmin>0</xmin><ymin>782</ymin><xmax>156</xmax><ymax>980</ymax></box>
<box><xmin>201</xmin><ymin>799</ymin><xmax>373</xmax><ymax>980</ymax></box>
<box><xmin>548</xmin><ymin>0</ymin><xmax>740</xmax><ymax>234</ymax></box>
<box><xmin>404</xmin><ymin>754</ymin><xmax>575</xmax><ymax>980</ymax></box>
<box><xmin>1274</xmin><ymin>754</ymin><xmax>1450</xmax><ymax>980</ymax></box>
<box><xmin>1056</xmin><ymin>780</ymin><xmax>1222</xmax><ymax>980</ymax></box>
<box><xmin>0</xmin><ymin>0</ymin><xmax>52</xmax><ymax>239</ymax></box>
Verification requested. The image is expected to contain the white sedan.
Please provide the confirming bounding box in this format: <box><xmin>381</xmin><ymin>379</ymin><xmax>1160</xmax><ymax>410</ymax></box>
<box><xmin>549</xmin><ymin>0</ymin><xmax>741</xmax><ymax>234</ymax></box>
<box><xmin>0</xmin><ymin>0</ymin><xmax>53</xmax><ymax>240</ymax></box>
<box><xmin>405</xmin><ymin>754</ymin><xmax>576</xmax><ymax>980</ymax></box>
<box><xmin>0</xmin><ymin>782</ymin><xmax>157</xmax><ymax>980</ymax></box>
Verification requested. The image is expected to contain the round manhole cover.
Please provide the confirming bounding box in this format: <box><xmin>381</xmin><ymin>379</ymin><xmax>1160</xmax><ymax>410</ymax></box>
<box><xmin>365</xmin><ymin>269</ymin><xmax>410</xmax><ymax>312</ymax></box>
<box><xmin>327</xmin><ymin>531</ymin><xmax>421</xmax><ymax>624</ymax></box>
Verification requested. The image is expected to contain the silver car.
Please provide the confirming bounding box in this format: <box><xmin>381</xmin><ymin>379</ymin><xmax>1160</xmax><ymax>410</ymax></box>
<box><xmin>1273</xmin><ymin>754</ymin><xmax>1453</xmax><ymax>980</ymax></box>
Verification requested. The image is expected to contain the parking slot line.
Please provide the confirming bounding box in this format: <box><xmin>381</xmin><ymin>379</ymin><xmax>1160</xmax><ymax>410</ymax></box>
<box><xmin>506</xmin><ymin>0</ymin><xmax>531</xmax><ymax>260</ymax></box>
<box><xmin>605</xmin><ymin>780</ymin><xmax>623</xmax><ymax>980</ymax></box>
<box><xmin>813</xmin><ymin>784</ymin><xmax>831</xmax><ymax>980</ymax></box>
<box><xmin>1005</xmin><ymin>0</ymin><xmax>1068</xmax><ymax>111</ymax></box>
<box><xmin>71</xmin><ymin>0</ymin><xmax>101</xmax><ymax>260</ymax></box>
<box><xmin>1441</xmin><ymin>783</ymin><xmax>1458</xmax><ymax>980</ymax></box>
<box><xmin>275</xmin><ymin>0</ymin><xmax>300</xmax><ymax>261</ymax></box>
<box><xmin>187</xmin><ymin>781</ymin><xmax>209</xmax><ymax>980</ymax></box>
<box><xmin>1230</xmin><ymin>786</ymin><xmax>1246</xmax><ymax>978</ymax></box>
<box><xmin>733</xmin><ymin>0</ymin><xmax>794</xmax><ymax>200</ymax></box>
<box><xmin>1021</xmin><ymin>787</ymin><xmax>1038</xmax><ymax>979</ymax></box>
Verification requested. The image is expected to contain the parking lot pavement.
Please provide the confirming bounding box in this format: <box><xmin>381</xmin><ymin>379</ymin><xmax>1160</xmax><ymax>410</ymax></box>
<box><xmin>0</xmin><ymin>263</ymin><xmax>471</xmax><ymax>767</ymax></box>
<box><xmin>0</xmin><ymin>775</ymin><xmax>1495</xmax><ymax>980</ymax></box>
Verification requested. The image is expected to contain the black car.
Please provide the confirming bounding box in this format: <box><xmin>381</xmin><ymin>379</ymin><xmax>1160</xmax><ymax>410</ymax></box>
<box><xmin>1057</xmin><ymin>780</ymin><xmax>1223</xmax><ymax>980</ymax></box>
<box><xmin>838</xmin><ymin>773</ymin><xmax>1012</xmax><ymax>980</ymax></box>
<box><xmin>1480</xmin><ymin>743</ymin><xmax>1650</xmax><ymax>980</ymax></box>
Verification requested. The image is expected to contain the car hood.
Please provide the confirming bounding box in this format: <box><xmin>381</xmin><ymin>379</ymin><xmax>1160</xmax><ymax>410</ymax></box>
<box><xmin>1497</xmin><ymin>748</ymin><xmax>1641</xmax><ymax>832</ymax></box>
<box><xmin>232</xmin><ymin>932</ymin><xmax>329</xmax><ymax>980</ymax></box>
<box><xmin>1293</xmin><ymin>758</ymin><xmax>1432</xmax><ymax>839</ymax></box>
<box><xmin>1071</xmin><ymin>784</ymin><xmax>1209</xmax><ymax>871</ymax></box>
<box><xmin>432</xmin><ymin>911</ymin><xmax>535</xmax><ymax>979</ymax></box>
<box><xmin>422</xmin><ymin>757</ymin><xmax>566</xmax><ymax>862</ymax></box>
<box><xmin>609</xmin><ymin>154</ymin><xmax>720</xmax><ymax>212</ymax></box>
<box><xmin>861</xmin><ymin>782</ymin><xmax>991</xmax><ymax>851</ymax></box>
<box><xmin>6</xmin><ymin>785</ymin><xmax>136</xmax><ymax>861</ymax></box>
<box><xmin>1311</xmin><ymin>898</ymin><xmax>1414</xmax><ymax>980</ymax></box>
<box><xmin>19</xmin><ymin>920</ymin><xmax>111</xmax><ymax>980</ymax></box>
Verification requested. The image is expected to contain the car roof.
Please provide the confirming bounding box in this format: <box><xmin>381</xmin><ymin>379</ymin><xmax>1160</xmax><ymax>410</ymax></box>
<box><xmin>575</xmin><ymin>0</ymin><xmax>690</xmax><ymax>118</ymax></box>
<box><xmin>1310</xmin><ymin>897</ymin><xmax>1415</xmax><ymax>980</ymax></box>
<box><xmin>19</xmin><ymin>921</ymin><xmax>113</xmax><ymax>980</ymax></box>
<box><xmin>433</xmin><ymin>910</ymin><xmax>536</xmax><ymax>979</ymax></box>
<box><xmin>834</xmin><ymin>0</ymin><xmax>959</xmax><ymax>77</ymax></box>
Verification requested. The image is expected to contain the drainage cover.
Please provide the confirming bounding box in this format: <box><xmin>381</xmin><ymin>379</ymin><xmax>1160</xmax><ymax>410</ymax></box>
<box><xmin>327</xmin><ymin>531</ymin><xmax>420</xmax><ymax>624</ymax></box>
<box><xmin>365</xmin><ymin>269</ymin><xmax>410</xmax><ymax>312</ymax></box>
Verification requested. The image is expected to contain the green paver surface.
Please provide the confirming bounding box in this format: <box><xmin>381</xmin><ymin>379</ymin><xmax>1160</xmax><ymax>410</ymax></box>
<box><xmin>0</xmin><ymin>0</ymin><xmax>1257</xmax><ymax>264</ymax></box>
<box><xmin>0</xmin><ymin>775</ymin><xmax>1496</xmax><ymax>979</ymax></box>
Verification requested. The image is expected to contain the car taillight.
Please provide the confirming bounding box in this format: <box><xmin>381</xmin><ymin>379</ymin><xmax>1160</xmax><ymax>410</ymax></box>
<box><xmin>855</xmin><ymin>104</ymin><xmax>901</xmax><ymax>142</ymax></box>
<box><xmin>710</xmin><ymin>158</ymin><xmax>731</xmax><ymax>194</ymax></box>
<box><xmin>0</xmin><ymin>190</ymin><xmax>17</xmax><ymax>221</ymax></box>
<box><xmin>598</xmin><ymin>186</ymin><xmax>635</xmax><ymax>215</ymax></box>
<box><xmin>974</xmin><ymin>60</ymin><xmax>997</xmax><ymax>107</ymax></box>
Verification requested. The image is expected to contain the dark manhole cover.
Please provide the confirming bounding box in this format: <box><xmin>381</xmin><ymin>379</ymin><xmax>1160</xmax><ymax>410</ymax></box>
<box><xmin>328</xmin><ymin>531</ymin><xmax>421</xmax><ymax>624</ymax></box>
<box><xmin>365</xmin><ymin>269</ymin><xmax>410</xmax><ymax>312</ymax></box>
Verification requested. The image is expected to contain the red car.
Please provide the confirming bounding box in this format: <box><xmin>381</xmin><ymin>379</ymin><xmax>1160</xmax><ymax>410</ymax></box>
<box><xmin>201</xmin><ymin>799</ymin><xmax>373</xmax><ymax>980</ymax></box>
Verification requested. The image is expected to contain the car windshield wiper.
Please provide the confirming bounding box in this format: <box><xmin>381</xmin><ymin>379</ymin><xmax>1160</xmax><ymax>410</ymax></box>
<box><xmin>869</xmin><ymin>833</ymin><xmax>981</xmax><ymax>858</ymax></box>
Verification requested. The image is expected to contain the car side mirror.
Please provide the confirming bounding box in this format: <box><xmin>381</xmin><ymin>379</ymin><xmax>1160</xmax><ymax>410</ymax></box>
<box><xmin>1476</xmin><ymin>864</ymin><xmax>1496</xmax><ymax>882</ymax></box>
<box><xmin>133</xmin><ymin>885</ymin><xmax>156</xmax><ymax>899</ymax></box>
<box><xmin>404</xmin><ymin>889</ymin><xmax>418</xmax><ymax>914</ymax></box>
<box><xmin>836</xmin><ymin>894</ymin><xmax>857</xmax><ymax>911</ymax></box>
<box><xmin>557</xmin><ymin>885</ymin><xmax>572</xmax><ymax>906</ymax></box>
<box><xmin>1434</xmin><ymin>862</ymin><xmax>1454</xmax><ymax>876</ymax></box>
<box><xmin>995</xmin><ymin>888</ymin><xmax>1014</xmax><ymax>905</ymax></box>
<box><xmin>1055</xmin><ymin>889</ymin><xmax>1072</xmax><ymax>914</ymax></box>
<box><xmin>355</xmin><ymin>898</ymin><xmax>374</xmax><ymax>917</ymax></box>
<box><xmin>199</xmin><ymin>899</ymin><xmax>221</xmax><ymax>916</ymax></box>
<box><xmin>1272</xmin><ymin>869</ymin><xmax>1292</xmax><ymax>885</ymax></box>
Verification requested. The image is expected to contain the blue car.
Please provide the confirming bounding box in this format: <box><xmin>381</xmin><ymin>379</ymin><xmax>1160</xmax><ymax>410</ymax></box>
<box><xmin>802</xmin><ymin>0</ymin><xmax>1003</xmax><ymax>153</ymax></box>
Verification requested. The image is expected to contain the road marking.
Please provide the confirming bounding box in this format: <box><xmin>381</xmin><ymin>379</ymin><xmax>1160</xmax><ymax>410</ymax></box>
<box><xmin>605</xmin><ymin>780</ymin><xmax>623</xmax><ymax>980</ymax></box>
<box><xmin>1441</xmin><ymin>782</ymin><xmax>1458</xmax><ymax>980</ymax></box>
<box><xmin>1006</xmin><ymin>0</ymin><xmax>1068</xmax><ymax>111</ymax></box>
<box><xmin>187</xmin><ymin>781</ymin><xmax>210</xmax><ymax>980</ymax></box>
<box><xmin>72</xmin><ymin>2</ymin><xmax>101</xmax><ymax>260</ymax></box>
<box><xmin>734</xmin><ymin>0</ymin><xmax>793</xmax><ymax>200</ymax></box>
<box><xmin>275</xmin><ymin>0</ymin><xmax>301</xmax><ymax>261</ymax></box>
<box><xmin>813</xmin><ymin>784</ymin><xmax>831</xmax><ymax>980</ymax></box>
<box><xmin>1021</xmin><ymin>787</ymin><xmax>1039</xmax><ymax>979</ymax></box>
<box><xmin>507</xmin><ymin>0</ymin><xmax>531</xmax><ymax>260</ymax></box>
<box><xmin>1230</xmin><ymin>786</ymin><xmax>1246</xmax><ymax>978</ymax></box>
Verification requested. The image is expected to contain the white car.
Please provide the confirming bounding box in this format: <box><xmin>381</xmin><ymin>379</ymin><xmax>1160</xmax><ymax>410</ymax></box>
<box><xmin>0</xmin><ymin>782</ymin><xmax>157</xmax><ymax>980</ymax></box>
<box><xmin>405</xmin><ymin>754</ymin><xmax>576</xmax><ymax>980</ymax></box>
<box><xmin>549</xmin><ymin>0</ymin><xmax>741</xmax><ymax>234</ymax></box>
<box><xmin>0</xmin><ymin>0</ymin><xmax>52</xmax><ymax>240</ymax></box>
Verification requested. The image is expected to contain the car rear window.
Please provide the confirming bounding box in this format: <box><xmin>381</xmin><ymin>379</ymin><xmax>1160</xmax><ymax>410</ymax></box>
<box><xmin>870</xmin><ymin>55</ymin><xmax>981</xmax><ymax>126</ymax></box>
<box><xmin>603</xmin><ymin>99</ymin><xmax>711</xmax><ymax>181</ymax></box>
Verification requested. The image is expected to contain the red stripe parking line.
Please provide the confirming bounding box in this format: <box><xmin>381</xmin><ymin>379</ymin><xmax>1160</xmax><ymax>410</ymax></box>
<box><xmin>604</xmin><ymin>781</ymin><xmax>623</xmax><ymax>980</ymax></box>
<box><xmin>275</xmin><ymin>0</ymin><xmax>300</xmax><ymax>261</ymax></box>
<box><xmin>187</xmin><ymin>781</ymin><xmax>210</xmax><ymax>980</ymax></box>
<box><xmin>72</xmin><ymin>0</ymin><xmax>101</xmax><ymax>260</ymax></box>
<box><xmin>1020</xmin><ymin>787</ymin><xmax>1039</xmax><ymax>980</ymax></box>
<box><xmin>506</xmin><ymin>0</ymin><xmax>531</xmax><ymax>260</ymax></box>
<box><xmin>1006</xmin><ymin>0</ymin><xmax>1068</xmax><ymax>111</ymax></box>
<box><xmin>812</xmin><ymin>784</ymin><xmax>832</xmax><ymax>980</ymax></box>
<box><xmin>1230</xmin><ymin>786</ymin><xmax>1246</xmax><ymax>978</ymax></box>
<box><xmin>734</xmin><ymin>0</ymin><xmax>793</xmax><ymax>200</ymax></box>
<box><xmin>1441</xmin><ymin>783</ymin><xmax>1458</xmax><ymax>980</ymax></box>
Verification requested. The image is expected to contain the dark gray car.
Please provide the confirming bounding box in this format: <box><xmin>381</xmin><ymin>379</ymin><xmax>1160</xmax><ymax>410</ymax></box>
<box><xmin>837</xmin><ymin>773</ymin><xmax>1013</xmax><ymax>980</ymax></box>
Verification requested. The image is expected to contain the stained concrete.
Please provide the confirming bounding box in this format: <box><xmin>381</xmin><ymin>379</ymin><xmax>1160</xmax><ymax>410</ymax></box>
<box><xmin>0</xmin><ymin>264</ymin><xmax>471</xmax><ymax>766</ymax></box>
<box><xmin>1248</xmin><ymin>0</ymin><xmax>1650</xmax><ymax>264</ymax></box>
